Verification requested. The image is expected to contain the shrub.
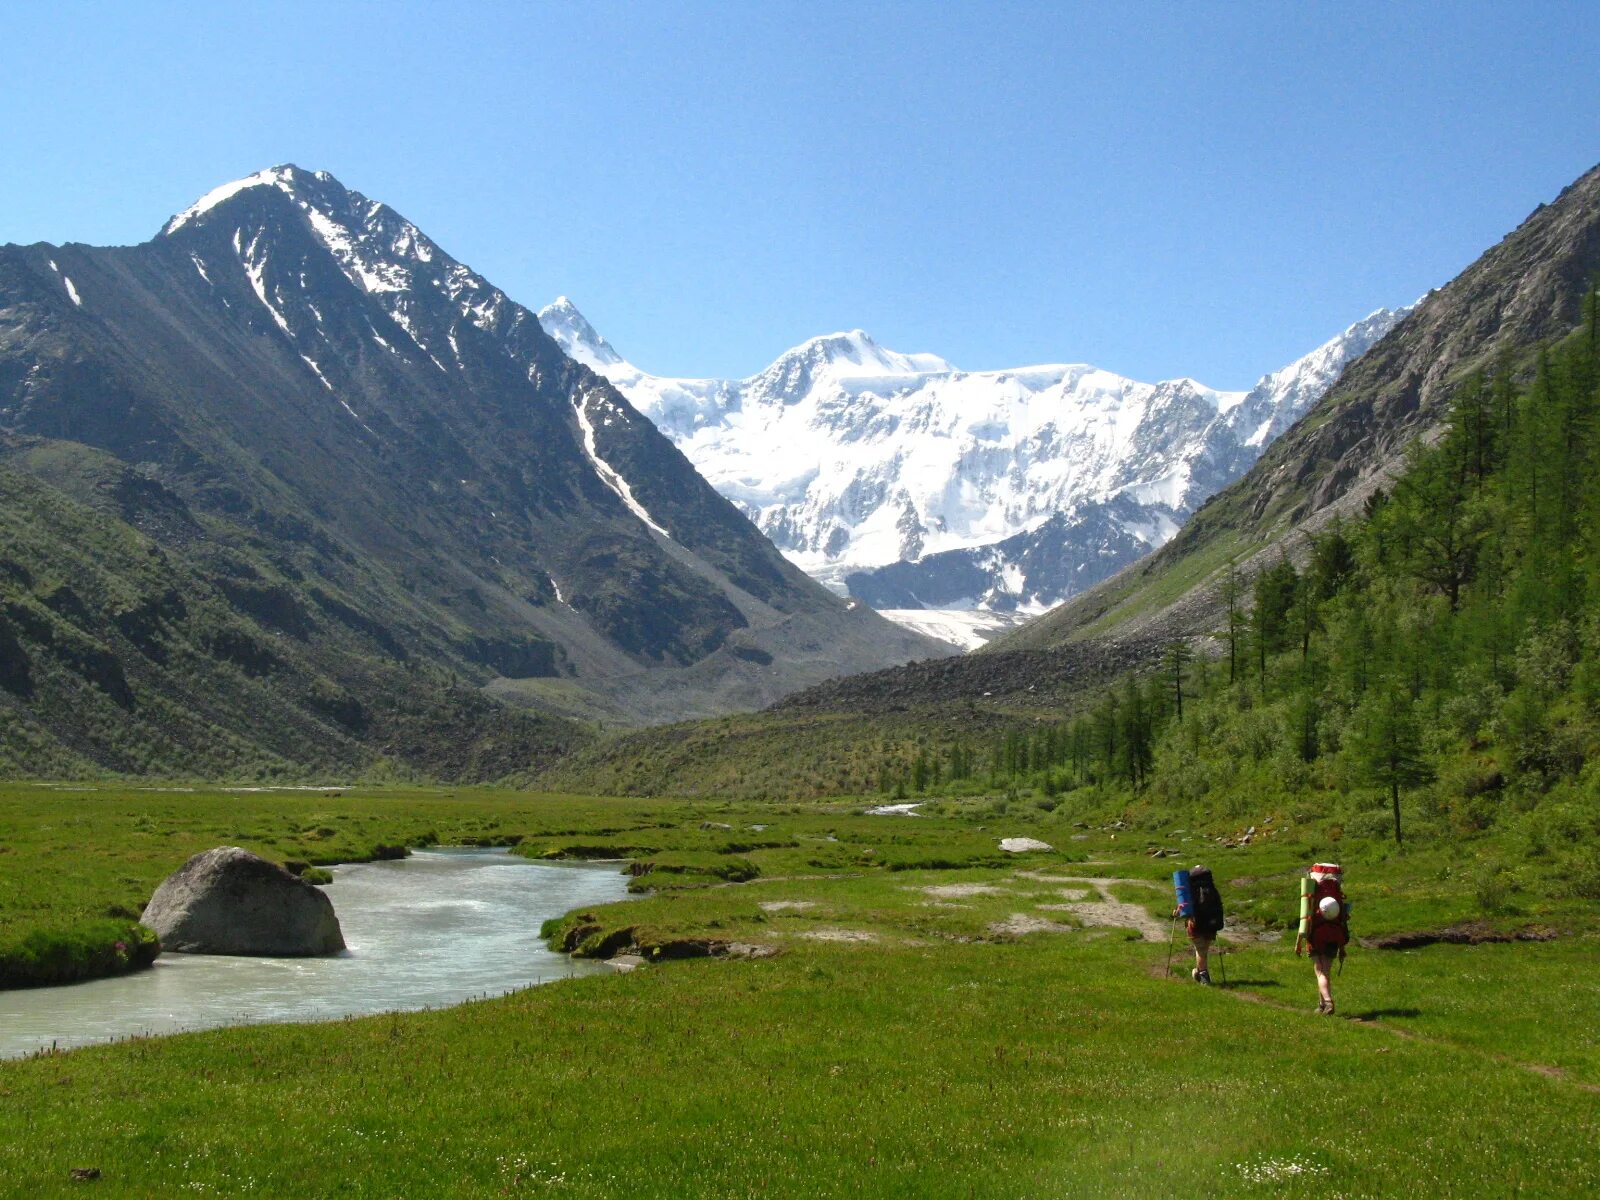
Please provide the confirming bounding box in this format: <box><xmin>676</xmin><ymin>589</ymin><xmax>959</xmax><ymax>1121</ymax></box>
<box><xmin>1472</xmin><ymin>862</ymin><xmax>1512</xmax><ymax>914</ymax></box>
<box><xmin>1558</xmin><ymin>850</ymin><xmax>1600</xmax><ymax>900</ymax></box>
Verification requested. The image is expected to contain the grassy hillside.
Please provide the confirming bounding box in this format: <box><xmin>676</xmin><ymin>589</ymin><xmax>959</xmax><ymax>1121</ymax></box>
<box><xmin>530</xmin><ymin>644</ymin><xmax>1166</xmax><ymax>800</ymax></box>
<box><xmin>0</xmin><ymin>449</ymin><xmax>587</xmax><ymax>781</ymax></box>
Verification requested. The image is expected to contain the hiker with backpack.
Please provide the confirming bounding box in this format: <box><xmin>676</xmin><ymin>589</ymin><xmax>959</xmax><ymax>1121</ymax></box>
<box><xmin>1173</xmin><ymin>865</ymin><xmax>1225</xmax><ymax>984</ymax></box>
<box><xmin>1296</xmin><ymin>862</ymin><xmax>1350</xmax><ymax>1014</ymax></box>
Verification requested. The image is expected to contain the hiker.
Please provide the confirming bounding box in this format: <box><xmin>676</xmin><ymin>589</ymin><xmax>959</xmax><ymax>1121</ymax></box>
<box><xmin>1298</xmin><ymin>862</ymin><xmax>1350</xmax><ymax>1014</ymax></box>
<box><xmin>1176</xmin><ymin>864</ymin><xmax>1225</xmax><ymax>984</ymax></box>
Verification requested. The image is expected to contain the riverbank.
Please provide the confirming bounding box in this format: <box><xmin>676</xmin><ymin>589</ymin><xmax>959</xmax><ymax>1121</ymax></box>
<box><xmin>0</xmin><ymin>849</ymin><xmax>627</xmax><ymax>1059</ymax></box>
<box><xmin>0</xmin><ymin>783</ymin><xmax>598</xmax><ymax>988</ymax></box>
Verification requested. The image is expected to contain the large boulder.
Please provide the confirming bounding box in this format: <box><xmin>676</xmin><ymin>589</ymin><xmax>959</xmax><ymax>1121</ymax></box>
<box><xmin>141</xmin><ymin>847</ymin><xmax>345</xmax><ymax>956</ymax></box>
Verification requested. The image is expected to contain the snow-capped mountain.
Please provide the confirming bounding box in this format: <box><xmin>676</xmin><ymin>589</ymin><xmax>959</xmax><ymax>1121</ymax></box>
<box><xmin>538</xmin><ymin>298</ymin><xmax>1409</xmax><ymax>613</ymax></box>
<box><xmin>0</xmin><ymin>165</ymin><xmax>948</xmax><ymax>741</ymax></box>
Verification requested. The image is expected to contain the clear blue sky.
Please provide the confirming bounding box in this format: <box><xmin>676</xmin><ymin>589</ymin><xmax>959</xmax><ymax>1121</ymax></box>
<box><xmin>5</xmin><ymin>2</ymin><xmax>1599</xmax><ymax>387</ymax></box>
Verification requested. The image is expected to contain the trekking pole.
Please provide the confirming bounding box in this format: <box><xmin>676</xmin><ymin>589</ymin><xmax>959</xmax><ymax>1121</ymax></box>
<box><xmin>1219</xmin><ymin>948</ymin><xmax>1227</xmax><ymax>989</ymax></box>
<box><xmin>1164</xmin><ymin>913</ymin><xmax>1178</xmax><ymax>978</ymax></box>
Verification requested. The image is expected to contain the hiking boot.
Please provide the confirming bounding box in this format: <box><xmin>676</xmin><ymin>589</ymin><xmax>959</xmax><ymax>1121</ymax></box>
<box><xmin>1196</xmin><ymin>970</ymin><xmax>1211</xmax><ymax>986</ymax></box>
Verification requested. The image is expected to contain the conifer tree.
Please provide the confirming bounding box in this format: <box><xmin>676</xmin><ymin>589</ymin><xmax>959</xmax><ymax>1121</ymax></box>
<box><xmin>1221</xmin><ymin>560</ymin><xmax>1245</xmax><ymax>684</ymax></box>
<box><xmin>1164</xmin><ymin>640</ymin><xmax>1191</xmax><ymax>722</ymax></box>
<box><xmin>1349</xmin><ymin>684</ymin><xmax>1432</xmax><ymax>845</ymax></box>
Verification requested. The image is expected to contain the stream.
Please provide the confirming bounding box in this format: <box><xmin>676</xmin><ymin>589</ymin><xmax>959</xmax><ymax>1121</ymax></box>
<box><xmin>0</xmin><ymin>848</ymin><xmax>629</xmax><ymax>1059</ymax></box>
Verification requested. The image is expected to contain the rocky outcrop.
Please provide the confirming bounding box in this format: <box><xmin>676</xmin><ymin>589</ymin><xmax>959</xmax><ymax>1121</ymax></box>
<box><xmin>141</xmin><ymin>847</ymin><xmax>345</xmax><ymax>956</ymax></box>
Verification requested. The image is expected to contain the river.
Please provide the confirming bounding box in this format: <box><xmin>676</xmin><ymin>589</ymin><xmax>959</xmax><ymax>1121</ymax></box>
<box><xmin>0</xmin><ymin>848</ymin><xmax>629</xmax><ymax>1059</ymax></box>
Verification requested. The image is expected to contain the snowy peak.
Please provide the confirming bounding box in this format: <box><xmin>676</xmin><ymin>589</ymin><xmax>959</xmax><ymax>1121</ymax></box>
<box><xmin>159</xmin><ymin>164</ymin><xmax>311</xmax><ymax>236</ymax></box>
<box><xmin>773</xmin><ymin>330</ymin><xmax>953</xmax><ymax>379</ymax></box>
<box><xmin>544</xmin><ymin>301</ymin><xmax>1408</xmax><ymax>613</ymax></box>
<box><xmin>538</xmin><ymin>296</ymin><xmax>624</xmax><ymax>370</ymax></box>
<box><xmin>746</xmin><ymin>330</ymin><xmax>952</xmax><ymax>405</ymax></box>
<box><xmin>162</xmin><ymin>165</ymin><xmax>458</xmax><ymax>300</ymax></box>
<box><xmin>156</xmin><ymin>164</ymin><xmax>540</xmax><ymax>394</ymax></box>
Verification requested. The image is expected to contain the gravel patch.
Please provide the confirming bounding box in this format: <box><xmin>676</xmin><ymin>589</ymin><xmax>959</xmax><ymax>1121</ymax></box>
<box><xmin>799</xmin><ymin>928</ymin><xmax>880</xmax><ymax>943</ymax></box>
<box><xmin>921</xmin><ymin>883</ymin><xmax>1010</xmax><ymax>899</ymax></box>
<box><xmin>989</xmin><ymin>913</ymin><xmax>1075</xmax><ymax>937</ymax></box>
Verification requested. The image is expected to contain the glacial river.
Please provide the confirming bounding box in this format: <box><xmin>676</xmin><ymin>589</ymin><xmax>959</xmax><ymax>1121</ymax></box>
<box><xmin>0</xmin><ymin>848</ymin><xmax>629</xmax><ymax>1059</ymax></box>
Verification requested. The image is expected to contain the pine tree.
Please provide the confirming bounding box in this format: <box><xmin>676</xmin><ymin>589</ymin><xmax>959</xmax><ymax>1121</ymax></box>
<box><xmin>1252</xmin><ymin>558</ymin><xmax>1299</xmax><ymax>690</ymax></box>
<box><xmin>1164</xmin><ymin>640</ymin><xmax>1192</xmax><ymax>722</ymax></box>
<box><xmin>1349</xmin><ymin>684</ymin><xmax>1432</xmax><ymax>845</ymax></box>
<box><xmin>1221</xmin><ymin>559</ymin><xmax>1244</xmax><ymax>684</ymax></box>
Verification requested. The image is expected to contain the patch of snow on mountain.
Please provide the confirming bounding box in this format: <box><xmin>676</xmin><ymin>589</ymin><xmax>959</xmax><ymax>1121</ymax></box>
<box><xmin>162</xmin><ymin>166</ymin><xmax>299</xmax><ymax>236</ymax></box>
<box><xmin>873</xmin><ymin>608</ymin><xmax>1029</xmax><ymax>651</ymax></box>
<box><xmin>573</xmin><ymin>387</ymin><xmax>671</xmax><ymax>538</ymax></box>
<box><xmin>239</xmin><ymin>232</ymin><xmax>293</xmax><ymax>338</ymax></box>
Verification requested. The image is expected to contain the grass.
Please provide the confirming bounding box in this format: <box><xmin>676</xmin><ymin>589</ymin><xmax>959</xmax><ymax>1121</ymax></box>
<box><xmin>0</xmin><ymin>783</ymin><xmax>1597</xmax><ymax>1197</ymax></box>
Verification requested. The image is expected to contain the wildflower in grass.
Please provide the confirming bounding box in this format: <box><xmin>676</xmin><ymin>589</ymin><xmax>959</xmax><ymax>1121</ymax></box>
<box><xmin>1233</xmin><ymin>1154</ymin><xmax>1331</xmax><ymax>1184</ymax></box>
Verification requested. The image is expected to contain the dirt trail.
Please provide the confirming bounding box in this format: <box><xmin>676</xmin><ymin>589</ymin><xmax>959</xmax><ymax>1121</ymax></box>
<box><xmin>1012</xmin><ymin>874</ymin><xmax>1168</xmax><ymax>942</ymax></box>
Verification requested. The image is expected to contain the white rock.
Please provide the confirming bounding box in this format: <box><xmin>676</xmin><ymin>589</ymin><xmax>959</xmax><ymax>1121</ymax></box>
<box><xmin>999</xmin><ymin>837</ymin><xmax>1053</xmax><ymax>854</ymax></box>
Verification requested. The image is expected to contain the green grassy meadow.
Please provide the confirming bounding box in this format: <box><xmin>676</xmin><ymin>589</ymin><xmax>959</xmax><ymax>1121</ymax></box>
<box><xmin>1</xmin><ymin>783</ymin><xmax>1597</xmax><ymax>1197</ymax></box>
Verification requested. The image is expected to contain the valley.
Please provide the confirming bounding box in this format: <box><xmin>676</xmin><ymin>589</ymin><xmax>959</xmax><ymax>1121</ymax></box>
<box><xmin>5</xmin><ymin>20</ymin><xmax>1600</xmax><ymax>1198</ymax></box>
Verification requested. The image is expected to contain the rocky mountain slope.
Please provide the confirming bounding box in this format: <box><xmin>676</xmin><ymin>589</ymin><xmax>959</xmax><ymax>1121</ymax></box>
<box><xmin>0</xmin><ymin>166</ymin><xmax>945</xmax><ymax>773</ymax></box>
<box><xmin>540</xmin><ymin>299</ymin><xmax>1405</xmax><ymax>614</ymax></box>
<box><xmin>1000</xmin><ymin>159</ymin><xmax>1600</xmax><ymax>654</ymax></box>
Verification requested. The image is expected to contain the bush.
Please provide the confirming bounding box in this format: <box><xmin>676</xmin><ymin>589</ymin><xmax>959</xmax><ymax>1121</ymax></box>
<box><xmin>1472</xmin><ymin>862</ymin><xmax>1512</xmax><ymax>914</ymax></box>
<box><xmin>1557</xmin><ymin>850</ymin><xmax>1600</xmax><ymax>900</ymax></box>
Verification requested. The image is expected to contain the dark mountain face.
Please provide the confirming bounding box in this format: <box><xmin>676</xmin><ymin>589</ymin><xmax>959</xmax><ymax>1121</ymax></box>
<box><xmin>0</xmin><ymin>166</ymin><xmax>944</xmax><ymax>765</ymax></box>
<box><xmin>844</xmin><ymin>500</ymin><xmax>1165</xmax><ymax>611</ymax></box>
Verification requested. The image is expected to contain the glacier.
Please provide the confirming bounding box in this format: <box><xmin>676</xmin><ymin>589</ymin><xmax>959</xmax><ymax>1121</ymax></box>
<box><xmin>538</xmin><ymin>297</ymin><xmax>1410</xmax><ymax>625</ymax></box>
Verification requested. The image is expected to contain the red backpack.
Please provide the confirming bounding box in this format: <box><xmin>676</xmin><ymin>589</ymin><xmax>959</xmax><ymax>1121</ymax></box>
<box><xmin>1305</xmin><ymin>863</ymin><xmax>1349</xmax><ymax>953</ymax></box>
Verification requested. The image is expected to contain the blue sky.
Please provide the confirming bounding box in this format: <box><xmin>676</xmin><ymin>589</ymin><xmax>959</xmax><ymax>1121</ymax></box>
<box><xmin>5</xmin><ymin>2</ymin><xmax>1599</xmax><ymax>386</ymax></box>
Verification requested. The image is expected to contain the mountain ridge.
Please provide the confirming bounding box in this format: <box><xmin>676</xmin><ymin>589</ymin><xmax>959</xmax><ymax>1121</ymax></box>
<box><xmin>0</xmin><ymin>165</ymin><xmax>947</xmax><ymax>775</ymax></box>
<box><xmin>538</xmin><ymin>296</ymin><xmax>1407</xmax><ymax>617</ymax></box>
<box><xmin>530</xmin><ymin>159</ymin><xmax>1600</xmax><ymax>799</ymax></box>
